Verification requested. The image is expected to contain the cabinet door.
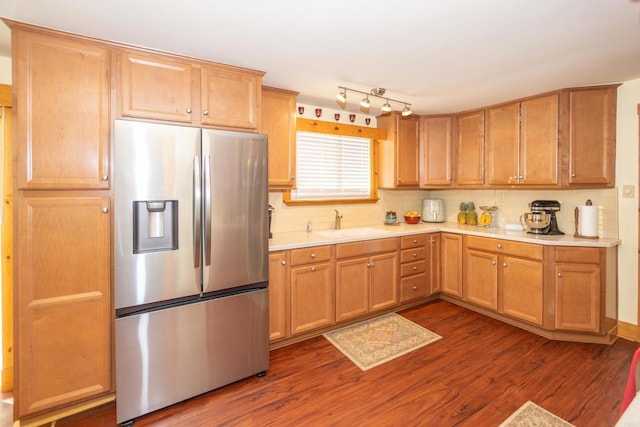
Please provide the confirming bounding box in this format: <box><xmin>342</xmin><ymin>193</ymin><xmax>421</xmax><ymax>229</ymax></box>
<box><xmin>567</xmin><ymin>88</ymin><xmax>616</xmax><ymax>186</ymax></box>
<box><xmin>455</xmin><ymin>110</ymin><xmax>485</xmax><ymax>186</ymax></box>
<box><xmin>261</xmin><ymin>87</ymin><xmax>297</xmax><ymax>189</ymax></box>
<box><xmin>486</xmin><ymin>102</ymin><xmax>520</xmax><ymax>185</ymax></box>
<box><xmin>420</xmin><ymin>116</ymin><xmax>453</xmax><ymax>187</ymax></box>
<box><xmin>335</xmin><ymin>257</ymin><xmax>369</xmax><ymax>322</ymax></box>
<box><xmin>429</xmin><ymin>234</ymin><xmax>442</xmax><ymax>294</ymax></box>
<box><xmin>14</xmin><ymin>30</ymin><xmax>110</xmax><ymax>189</ymax></box>
<box><xmin>463</xmin><ymin>249</ymin><xmax>498</xmax><ymax>310</ymax></box>
<box><xmin>290</xmin><ymin>262</ymin><xmax>334</xmax><ymax>335</ymax></box>
<box><xmin>16</xmin><ymin>195</ymin><xmax>112</xmax><ymax>417</ymax></box>
<box><xmin>118</xmin><ymin>51</ymin><xmax>194</xmax><ymax>123</ymax></box>
<box><xmin>441</xmin><ymin>233</ymin><xmax>463</xmax><ymax>297</ymax></box>
<box><xmin>200</xmin><ymin>65</ymin><xmax>261</xmax><ymax>130</ymax></box>
<box><xmin>268</xmin><ymin>251</ymin><xmax>288</xmax><ymax>341</ymax></box>
<box><xmin>555</xmin><ymin>263</ymin><xmax>601</xmax><ymax>332</ymax></box>
<box><xmin>370</xmin><ymin>252</ymin><xmax>398</xmax><ymax>311</ymax></box>
<box><xmin>520</xmin><ymin>94</ymin><xmax>558</xmax><ymax>185</ymax></box>
<box><xmin>501</xmin><ymin>256</ymin><xmax>543</xmax><ymax>325</ymax></box>
<box><xmin>396</xmin><ymin>115</ymin><xmax>420</xmax><ymax>187</ymax></box>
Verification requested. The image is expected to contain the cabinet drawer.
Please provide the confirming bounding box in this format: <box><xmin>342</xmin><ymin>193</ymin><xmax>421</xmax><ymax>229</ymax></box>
<box><xmin>400</xmin><ymin>274</ymin><xmax>428</xmax><ymax>303</ymax></box>
<box><xmin>290</xmin><ymin>245</ymin><xmax>332</xmax><ymax>266</ymax></box>
<box><xmin>336</xmin><ymin>238</ymin><xmax>398</xmax><ymax>259</ymax></box>
<box><xmin>554</xmin><ymin>247</ymin><xmax>600</xmax><ymax>264</ymax></box>
<box><xmin>464</xmin><ymin>236</ymin><xmax>543</xmax><ymax>260</ymax></box>
<box><xmin>401</xmin><ymin>247</ymin><xmax>427</xmax><ymax>263</ymax></box>
<box><xmin>401</xmin><ymin>234</ymin><xmax>427</xmax><ymax>249</ymax></box>
<box><xmin>401</xmin><ymin>260</ymin><xmax>427</xmax><ymax>277</ymax></box>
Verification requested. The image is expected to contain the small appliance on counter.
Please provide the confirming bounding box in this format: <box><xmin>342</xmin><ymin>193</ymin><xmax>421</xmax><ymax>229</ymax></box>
<box><xmin>521</xmin><ymin>200</ymin><xmax>564</xmax><ymax>235</ymax></box>
<box><xmin>422</xmin><ymin>198</ymin><xmax>445</xmax><ymax>223</ymax></box>
<box><xmin>385</xmin><ymin>211</ymin><xmax>398</xmax><ymax>224</ymax></box>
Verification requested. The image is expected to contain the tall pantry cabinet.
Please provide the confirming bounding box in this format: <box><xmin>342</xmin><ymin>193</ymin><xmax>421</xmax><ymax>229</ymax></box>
<box><xmin>10</xmin><ymin>22</ymin><xmax>113</xmax><ymax>422</ymax></box>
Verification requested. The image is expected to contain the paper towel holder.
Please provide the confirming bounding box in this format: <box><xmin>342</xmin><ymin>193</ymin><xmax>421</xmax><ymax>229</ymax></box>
<box><xmin>574</xmin><ymin>199</ymin><xmax>599</xmax><ymax>239</ymax></box>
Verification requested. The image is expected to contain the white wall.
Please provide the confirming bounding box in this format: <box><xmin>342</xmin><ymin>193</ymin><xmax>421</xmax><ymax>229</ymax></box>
<box><xmin>0</xmin><ymin>56</ymin><xmax>11</xmax><ymax>84</ymax></box>
<box><xmin>616</xmin><ymin>78</ymin><xmax>640</xmax><ymax>325</ymax></box>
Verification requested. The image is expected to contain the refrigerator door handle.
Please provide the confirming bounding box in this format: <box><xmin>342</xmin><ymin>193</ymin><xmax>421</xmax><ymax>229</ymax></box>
<box><xmin>204</xmin><ymin>155</ymin><xmax>212</xmax><ymax>266</ymax></box>
<box><xmin>193</xmin><ymin>155</ymin><xmax>202</xmax><ymax>268</ymax></box>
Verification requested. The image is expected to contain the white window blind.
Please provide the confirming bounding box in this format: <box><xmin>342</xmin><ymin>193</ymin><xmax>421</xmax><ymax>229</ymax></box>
<box><xmin>291</xmin><ymin>131</ymin><xmax>372</xmax><ymax>200</ymax></box>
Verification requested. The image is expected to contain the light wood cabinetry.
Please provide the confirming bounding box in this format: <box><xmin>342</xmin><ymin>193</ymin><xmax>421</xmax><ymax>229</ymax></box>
<box><xmin>486</xmin><ymin>94</ymin><xmax>558</xmax><ymax>186</ymax></box>
<box><xmin>377</xmin><ymin>113</ymin><xmax>420</xmax><ymax>188</ymax></box>
<box><xmin>10</xmin><ymin>22</ymin><xmax>114</xmax><ymax>421</ymax></box>
<box><xmin>455</xmin><ymin>110</ymin><xmax>485</xmax><ymax>186</ymax></box>
<box><xmin>261</xmin><ymin>87</ymin><xmax>298</xmax><ymax>189</ymax></box>
<box><xmin>429</xmin><ymin>234</ymin><xmax>442</xmax><ymax>294</ymax></box>
<box><xmin>14</xmin><ymin>27</ymin><xmax>111</xmax><ymax>190</ymax></box>
<box><xmin>420</xmin><ymin>116</ymin><xmax>453</xmax><ymax>187</ymax></box>
<box><xmin>399</xmin><ymin>235</ymin><xmax>428</xmax><ymax>303</ymax></box>
<box><xmin>336</xmin><ymin>238</ymin><xmax>398</xmax><ymax>321</ymax></box>
<box><xmin>268</xmin><ymin>251</ymin><xmax>289</xmax><ymax>341</ymax></box>
<box><xmin>289</xmin><ymin>246</ymin><xmax>335</xmax><ymax>335</ymax></box>
<box><xmin>560</xmin><ymin>85</ymin><xmax>619</xmax><ymax>187</ymax></box>
<box><xmin>16</xmin><ymin>195</ymin><xmax>112</xmax><ymax>418</ymax></box>
<box><xmin>553</xmin><ymin>247</ymin><xmax>602</xmax><ymax>332</ymax></box>
<box><xmin>117</xmin><ymin>49</ymin><xmax>263</xmax><ymax>131</ymax></box>
<box><xmin>441</xmin><ymin>233</ymin><xmax>463</xmax><ymax>297</ymax></box>
<box><xmin>463</xmin><ymin>236</ymin><xmax>544</xmax><ymax>326</ymax></box>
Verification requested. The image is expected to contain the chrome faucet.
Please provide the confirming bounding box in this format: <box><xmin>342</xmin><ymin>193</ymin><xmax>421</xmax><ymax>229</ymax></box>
<box><xmin>335</xmin><ymin>209</ymin><xmax>343</xmax><ymax>230</ymax></box>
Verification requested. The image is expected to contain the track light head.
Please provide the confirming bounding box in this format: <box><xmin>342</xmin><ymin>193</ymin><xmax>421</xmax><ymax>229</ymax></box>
<box><xmin>401</xmin><ymin>104</ymin><xmax>412</xmax><ymax>117</ymax></box>
<box><xmin>336</xmin><ymin>89</ymin><xmax>347</xmax><ymax>103</ymax></box>
<box><xmin>360</xmin><ymin>97</ymin><xmax>370</xmax><ymax>108</ymax></box>
<box><xmin>381</xmin><ymin>100</ymin><xmax>392</xmax><ymax>113</ymax></box>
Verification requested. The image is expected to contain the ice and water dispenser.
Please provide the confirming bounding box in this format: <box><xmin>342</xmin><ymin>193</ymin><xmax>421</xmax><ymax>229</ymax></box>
<box><xmin>132</xmin><ymin>200</ymin><xmax>179</xmax><ymax>253</ymax></box>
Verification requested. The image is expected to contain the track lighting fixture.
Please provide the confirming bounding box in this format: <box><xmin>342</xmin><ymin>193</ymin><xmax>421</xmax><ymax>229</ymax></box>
<box><xmin>335</xmin><ymin>86</ymin><xmax>412</xmax><ymax>116</ymax></box>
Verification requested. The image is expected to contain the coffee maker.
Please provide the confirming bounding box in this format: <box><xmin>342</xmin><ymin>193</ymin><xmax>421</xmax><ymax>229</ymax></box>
<box><xmin>524</xmin><ymin>200</ymin><xmax>564</xmax><ymax>235</ymax></box>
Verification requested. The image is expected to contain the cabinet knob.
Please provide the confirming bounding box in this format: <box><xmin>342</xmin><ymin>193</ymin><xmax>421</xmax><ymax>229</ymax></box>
<box><xmin>557</xmin><ymin>272</ymin><xmax>563</xmax><ymax>278</ymax></box>
<box><xmin>370</xmin><ymin>262</ymin><xmax>375</xmax><ymax>268</ymax></box>
<box><xmin>290</xmin><ymin>175</ymin><xmax>296</xmax><ymax>180</ymax></box>
<box><xmin>503</xmin><ymin>262</ymin><xmax>508</xmax><ymax>267</ymax></box>
<box><xmin>519</xmin><ymin>175</ymin><xmax>524</xmax><ymax>180</ymax></box>
<box><xmin>412</xmin><ymin>239</ymin><xmax>417</xmax><ymax>243</ymax></box>
<box><xmin>281</xmin><ymin>260</ymin><xmax>286</xmax><ymax>265</ymax></box>
<box><xmin>497</xmin><ymin>244</ymin><xmax>503</xmax><ymax>249</ymax></box>
<box><xmin>203</xmin><ymin>110</ymin><xmax>209</xmax><ymax>116</ymax></box>
<box><xmin>412</xmin><ymin>266</ymin><xmax>417</xmax><ymax>270</ymax></box>
<box><xmin>491</xmin><ymin>260</ymin><xmax>496</xmax><ymax>265</ymax></box>
<box><xmin>311</xmin><ymin>266</ymin><xmax>316</xmax><ymax>272</ymax></box>
<box><xmin>186</xmin><ymin>108</ymin><xmax>192</xmax><ymax>114</ymax></box>
<box><xmin>310</xmin><ymin>253</ymin><xmax>316</xmax><ymax>258</ymax></box>
<box><xmin>101</xmin><ymin>207</ymin><xmax>109</xmax><ymax>213</ymax></box>
<box><xmin>101</xmin><ymin>175</ymin><xmax>109</xmax><ymax>181</ymax></box>
<box><xmin>571</xmin><ymin>173</ymin><xmax>576</xmax><ymax>178</ymax></box>
<box><xmin>412</xmin><ymin>286</ymin><xmax>417</xmax><ymax>291</ymax></box>
<box><xmin>412</xmin><ymin>253</ymin><xmax>417</xmax><ymax>257</ymax></box>
<box><xmin>431</xmin><ymin>239</ymin><xmax>435</xmax><ymax>243</ymax></box>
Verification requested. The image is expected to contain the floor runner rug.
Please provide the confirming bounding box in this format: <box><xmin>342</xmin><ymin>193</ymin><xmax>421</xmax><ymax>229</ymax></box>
<box><xmin>323</xmin><ymin>312</ymin><xmax>442</xmax><ymax>371</ymax></box>
<box><xmin>499</xmin><ymin>401</ymin><xmax>574</xmax><ymax>427</ymax></box>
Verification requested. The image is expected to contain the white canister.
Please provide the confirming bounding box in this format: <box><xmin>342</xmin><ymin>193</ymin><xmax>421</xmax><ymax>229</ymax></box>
<box><xmin>422</xmin><ymin>199</ymin><xmax>445</xmax><ymax>223</ymax></box>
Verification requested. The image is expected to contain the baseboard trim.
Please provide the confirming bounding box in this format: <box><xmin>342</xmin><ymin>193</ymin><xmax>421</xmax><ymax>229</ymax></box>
<box><xmin>617</xmin><ymin>320</ymin><xmax>640</xmax><ymax>342</ymax></box>
<box><xmin>16</xmin><ymin>393</ymin><xmax>115</xmax><ymax>427</ymax></box>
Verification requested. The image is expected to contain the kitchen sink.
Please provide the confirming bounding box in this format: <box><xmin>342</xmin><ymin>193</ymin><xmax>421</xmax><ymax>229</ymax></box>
<box><xmin>314</xmin><ymin>227</ymin><xmax>391</xmax><ymax>238</ymax></box>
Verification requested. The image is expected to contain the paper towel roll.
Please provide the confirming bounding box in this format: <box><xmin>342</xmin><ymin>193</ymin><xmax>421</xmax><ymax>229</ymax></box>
<box><xmin>578</xmin><ymin>205</ymin><xmax>598</xmax><ymax>237</ymax></box>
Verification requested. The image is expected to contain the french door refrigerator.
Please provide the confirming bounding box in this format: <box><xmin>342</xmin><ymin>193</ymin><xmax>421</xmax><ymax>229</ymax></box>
<box><xmin>114</xmin><ymin>119</ymin><xmax>269</xmax><ymax>424</ymax></box>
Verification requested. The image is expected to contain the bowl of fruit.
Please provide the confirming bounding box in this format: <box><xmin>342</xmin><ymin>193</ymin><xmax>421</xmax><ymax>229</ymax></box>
<box><xmin>404</xmin><ymin>211</ymin><xmax>421</xmax><ymax>224</ymax></box>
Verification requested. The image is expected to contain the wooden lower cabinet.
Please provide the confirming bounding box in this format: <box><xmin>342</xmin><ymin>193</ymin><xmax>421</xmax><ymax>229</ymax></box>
<box><xmin>399</xmin><ymin>234</ymin><xmax>428</xmax><ymax>303</ymax></box>
<box><xmin>441</xmin><ymin>233</ymin><xmax>463</xmax><ymax>297</ymax></box>
<box><xmin>501</xmin><ymin>256</ymin><xmax>543</xmax><ymax>326</ymax></box>
<box><xmin>16</xmin><ymin>194</ymin><xmax>112</xmax><ymax>418</ymax></box>
<box><xmin>290</xmin><ymin>261</ymin><xmax>335</xmax><ymax>335</ymax></box>
<box><xmin>335</xmin><ymin>239</ymin><xmax>399</xmax><ymax>322</ymax></box>
<box><xmin>464</xmin><ymin>249</ymin><xmax>498</xmax><ymax>310</ymax></box>
<box><xmin>268</xmin><ymin>251</ymin><xmax>289</xmax><ymax>341</ymax></box>
<box><xmin>429</xmin><ymin>234</ymin><xmax>442</xmax><ymax>293</ymax></box>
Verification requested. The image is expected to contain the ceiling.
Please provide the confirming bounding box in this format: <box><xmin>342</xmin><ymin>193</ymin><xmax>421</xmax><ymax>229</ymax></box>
<box><xmin>1</xmin><ymin>1</ymin><xmax>639</xmax><ymax>115</ymax></box>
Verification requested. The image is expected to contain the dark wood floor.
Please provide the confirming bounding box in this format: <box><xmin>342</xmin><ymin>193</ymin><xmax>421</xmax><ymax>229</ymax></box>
<box><xmin>57</xmin><ymin>300</ymin><xmax>638</xmax><ymax>426</ymax></box>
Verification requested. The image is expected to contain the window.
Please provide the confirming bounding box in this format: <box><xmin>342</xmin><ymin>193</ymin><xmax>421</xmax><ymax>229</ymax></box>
<box><xmin>286</xmin><ymin>131</ymin><xmax>377</xmax><ymax>204</ymax></box>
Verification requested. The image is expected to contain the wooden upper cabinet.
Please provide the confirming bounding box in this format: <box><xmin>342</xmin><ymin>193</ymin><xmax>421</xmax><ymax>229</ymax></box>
<box><xmin>261</xmin><ymin>87</ymin><xmax>298</xmax><ymax>189</ymax></box>
<box><xmin>200</xmin><ymin>65</ymin><xmax>261</xmax><ymax>130</ymax></box>
<box><xmin>118</xmin><ymin>51</ymin><xmax>195</xmax><ymax>123</ymax></box>
<box><xmin>486</xmin><ymin>94</ymin><xmax>558</xmax><ymax>187</ymax></box>
<box><xmin>377</xmin><ymin>113</ymin><xmax>420</xmax><ymax>188</ymax></box>
<box><xmin>420</xmin><ymin>116</ymin><xmax>453</xmax><ymax>187</ymax></box>
<box><xmin>14</xmin><ymin>28</ymin><xmax>110</xmax><ymax>190</ymax></box>
<box><xmin>455</xmin><ymin>110</ymin><xmax>485</xmax><ymax>186</ymax></box>
<box><xmin>563</xmin><ymin>85</ymin><xmax>618</xmax><ymax>187</ymax></box>
<box><xmin>117</xmin><ymin>49</ymin><xmax>263</xmax><ymax>131</ymax></box>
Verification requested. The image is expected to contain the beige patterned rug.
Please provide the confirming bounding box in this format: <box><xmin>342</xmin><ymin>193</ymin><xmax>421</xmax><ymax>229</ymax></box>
<box><xmin>323</xmin><ymin>313</ymin><xmax>442</xmax><ymax>371</ymax></box>
<box><xmin>500</xmin><ymin>401</ymin><xmax>574</xmax><ymax>427</ymax></box>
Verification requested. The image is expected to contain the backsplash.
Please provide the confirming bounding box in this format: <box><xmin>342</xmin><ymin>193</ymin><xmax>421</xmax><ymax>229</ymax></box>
<box><xmin>269</xmin><ymin>188</ymin><xmax>619</xmax><ymax>239</ymax></box>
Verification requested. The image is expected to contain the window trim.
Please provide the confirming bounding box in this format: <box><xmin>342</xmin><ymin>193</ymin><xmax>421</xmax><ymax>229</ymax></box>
<box><xmin>283</xmin><ymin>118</ymin><xmax>385</xmax><ymax>206</ymax></box>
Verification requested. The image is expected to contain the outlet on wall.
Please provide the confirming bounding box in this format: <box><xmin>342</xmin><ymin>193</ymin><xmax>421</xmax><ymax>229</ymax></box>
<box><xmin>622</xmin><ymin>185</ymin><xmax>635</xmax><ymax>198</ymax></box>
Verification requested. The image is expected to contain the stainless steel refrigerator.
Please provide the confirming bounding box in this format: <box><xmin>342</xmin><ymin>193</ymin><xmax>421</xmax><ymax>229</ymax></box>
<box><xmin>114</xmin><ymin>119</ymin><xmax>269</xmax><ymax>424</ymax></box>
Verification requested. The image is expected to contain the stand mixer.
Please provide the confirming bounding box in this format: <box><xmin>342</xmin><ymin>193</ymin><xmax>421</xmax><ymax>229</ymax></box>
<box><xmin>522</xmin><ymin>200</ymin><xmax>564</xmax><ymax>235</ymax></box>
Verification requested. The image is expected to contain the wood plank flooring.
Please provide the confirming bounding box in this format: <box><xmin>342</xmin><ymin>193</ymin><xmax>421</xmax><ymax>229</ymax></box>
<box><xmin>57</xmin><ymin>300</ymin><xmax>639</xmax><ymax>426</ymax></box>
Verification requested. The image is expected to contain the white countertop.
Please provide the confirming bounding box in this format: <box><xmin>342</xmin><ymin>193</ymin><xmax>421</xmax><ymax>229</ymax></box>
<box><xmin>269</xmin><ymin>221</ymin><xmax>621</xmax><ymax>251</ymax></box>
